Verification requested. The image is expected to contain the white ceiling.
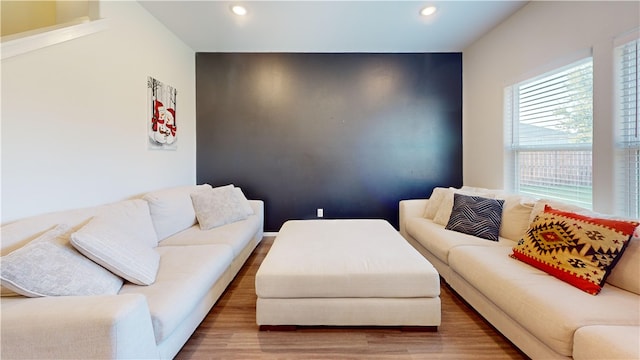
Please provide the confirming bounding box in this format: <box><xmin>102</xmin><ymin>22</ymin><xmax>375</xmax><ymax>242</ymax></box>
<box><xmin>138</xmin><ymin>1</ymin><xmax>528</xmax><ymax>52</ymax></box>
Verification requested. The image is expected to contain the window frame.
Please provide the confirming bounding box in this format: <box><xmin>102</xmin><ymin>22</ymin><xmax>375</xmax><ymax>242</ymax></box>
<box><xmin>505</xmin><ymin>57</ymin><xmax>594</xmax><ymax>208</ymax></box>
<box><xmin>614</xmin><ymin>34</ymin><xmax>640</xmax><ymax>219</ymax></box>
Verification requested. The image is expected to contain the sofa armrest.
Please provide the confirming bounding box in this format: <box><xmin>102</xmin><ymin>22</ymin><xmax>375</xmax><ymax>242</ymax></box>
<box><xmin>399</xmin><ymin>199</ymin><xmax>429</xmax><ymax>239</ymax></box>
<box><xmin>574</xmin><ymin>325</ymin><xmax>640</xmax><ymax>360</ymax></box>
<box><xmin>248</xmin><ymin>199</ymin><xmax>264</xmax><ymax>241</ymax></box>
<box><xmin>248</xmin><ymin>200</ymin><xmax>264</xmax><ymax>219</ymax></box>
<box><xmin>1</xmin><ymin>294</ymin><xmax>159</xmax><ymax>359</ymax></box>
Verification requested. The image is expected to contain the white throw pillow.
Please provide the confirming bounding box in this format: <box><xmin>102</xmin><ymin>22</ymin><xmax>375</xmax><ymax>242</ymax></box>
<box><xmin>71</xmin><ymin>202</ymin><xmax>161</xmax><ymax>285</ymax></box>
<box><xmin>144</xmin><ymin>184</ymin><xmax>212</xmax><ymax>241</ymax></box>
<box><xmin>191</xmin><ymin>185</ymin><xmax>250</xmax><ymax>230</ymax></box>
<box><xmin>423</xmin><ymin>187</ymin><xmax>450</xmax><ymax>219</ymax></box>
<box><xmin>607</xmin><ymin>230</ymin><xmax>640</xmax><ymax>295</ymax></box>
<box><xmin>497</xmin><ymin>194</ymin><xmax>535</xmax><ymax>241</ymax></box>
<box><xmin>1</xmin><ymin>224</ymin><xmax>123</xmax><ymax>297</ymax></box>
<box><xmin>234</xmin><ymin>187</ymin><xmax>254</xmax><ymax>216</ymax></box>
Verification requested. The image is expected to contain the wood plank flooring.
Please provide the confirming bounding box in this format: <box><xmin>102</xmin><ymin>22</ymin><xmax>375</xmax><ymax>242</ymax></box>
<box><xmin>176</xmin><ymin>237</ymin><xmax>528</xmax><ymax>359</ymax></box>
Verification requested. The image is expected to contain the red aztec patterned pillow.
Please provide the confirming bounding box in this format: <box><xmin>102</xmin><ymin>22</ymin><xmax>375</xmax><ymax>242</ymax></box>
<box><xmin>512</xmin><ymin>205</ymin><xmax>639</xmax><ymax>295</ymax></box>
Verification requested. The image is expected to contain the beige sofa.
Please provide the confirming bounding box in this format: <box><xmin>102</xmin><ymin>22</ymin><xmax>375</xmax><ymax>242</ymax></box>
<box><xmin>1</xmin><ymin>184</ymin><xmax>264</xmax><ymax>359</ymax></box>
<box><xmin>399</xmin><ymin>187</ymin><xmax>640</xmax><ymax>359</ymax></box>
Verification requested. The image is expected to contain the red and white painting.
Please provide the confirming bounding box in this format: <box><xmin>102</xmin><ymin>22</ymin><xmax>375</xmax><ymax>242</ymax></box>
<box><xmin>148</xmin><ymin>76</ymin><xmax>177</xmax><ymax>150</ymax></box>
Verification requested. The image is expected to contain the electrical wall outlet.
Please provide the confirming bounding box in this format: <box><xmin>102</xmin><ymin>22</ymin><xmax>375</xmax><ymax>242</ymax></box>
<box><xmin>317</xmin><ymin>208</ymin><xmax>324</xmax><ymax>218</ymax></box>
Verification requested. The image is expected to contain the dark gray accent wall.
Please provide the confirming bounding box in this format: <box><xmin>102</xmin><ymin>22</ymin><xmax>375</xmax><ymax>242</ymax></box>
<box><xmin>196</xmin><ymin>53</ymin><xmax>462</xmax><ymax>232</ymax></box>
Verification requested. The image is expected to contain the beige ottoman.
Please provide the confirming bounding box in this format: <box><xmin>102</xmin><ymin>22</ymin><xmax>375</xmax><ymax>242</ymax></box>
<box><xmin>255</xmin><ymin>219</ymin><xmax>441</xmax><ymax>330</ymax></box>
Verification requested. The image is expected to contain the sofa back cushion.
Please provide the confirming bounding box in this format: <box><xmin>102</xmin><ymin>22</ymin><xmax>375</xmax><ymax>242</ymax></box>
<box><xmin>423</xmin><ymin>187</ymin><xmax>451</xmax><ymax>219</ymax></box>
<box><xmin>606</xmin><ymin>230</ymin><xmax>640</xmax><ymax>294</ymax></box>
<box><xmin>528</xmin><ymin>198</ymin><xmax>591</xmax><ymax>224</ymax></box>
<box><xmin>96</xmin><ymin>199</ymin><xmax>159</xmax><ymax>247</ymax></box>
<box><xmin>1</xmin><ymin>207</ymin><xmax>99</xmax><ymax>256</ymax></box>
<box><xmin>497</xmin><ymin>194</ymin><xmax>535</xmax><ymax>242</ymax></box>
<box><xmin>143</xmin><ymin>184</ymin><xmax>212</xmax><ymax>241</ymax></box>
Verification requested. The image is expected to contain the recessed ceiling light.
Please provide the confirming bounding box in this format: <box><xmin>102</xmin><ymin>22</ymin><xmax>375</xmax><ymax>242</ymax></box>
<box><xmin>231</xmin><ymin>5</ymin><xmax>247</xmax><ymax>16</ymax></box>
<box><xmin>420</xmin><ymin>6</ymin><xmax>437</xmax><ymax>17</ymax></box>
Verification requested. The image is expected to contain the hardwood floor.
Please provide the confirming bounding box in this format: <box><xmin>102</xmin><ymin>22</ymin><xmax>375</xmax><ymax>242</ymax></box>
<box><xmin>176</xmin><ymin>237</ymin><xmax>527</xmax><ymax>359</ymax></box>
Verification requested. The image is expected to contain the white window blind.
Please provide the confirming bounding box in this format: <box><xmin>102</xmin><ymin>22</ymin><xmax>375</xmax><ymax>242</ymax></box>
<box><xmin>506</xmin><ymin>58</ymin><xmax>593</xmax><ymax>208</ymax></box>
<box><xmin>615</xmin><ymin>38</ymin><xmax>639</xmax><ymax>218</ymax></box>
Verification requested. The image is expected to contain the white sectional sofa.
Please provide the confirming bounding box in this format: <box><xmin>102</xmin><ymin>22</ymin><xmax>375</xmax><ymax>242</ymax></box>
<box><xmin>1</xmin><ymin>184</ymin><xmax>264</xmax><ymax>359</ymax></box>
<box><xmin>400</xmin><ymin>187</ymin><xmax>640</xmax><ymax>360</ymax></box>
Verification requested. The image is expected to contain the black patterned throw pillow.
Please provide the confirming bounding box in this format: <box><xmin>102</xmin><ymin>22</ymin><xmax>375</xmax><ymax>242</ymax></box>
<box><xmin>445</xmin><ymin>193</ymin><xmax>505</xmax><ymax>241</ymax></box>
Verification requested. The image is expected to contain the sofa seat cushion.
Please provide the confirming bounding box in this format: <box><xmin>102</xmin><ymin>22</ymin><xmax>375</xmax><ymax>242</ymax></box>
<box><xmin>118</xmin><ymin>244</ymin><xmax>233</xmax><ymax>343</ymax></box>
<box><xmin>405</xmin><ymin>217</ymin><xmax>515</xmax><ymax>266</ymax></box>
<box><xmin>573</xmin><ymin>325</ymin><xmax>640</xmax><ymax>360</ymax></box>
<box><xmin>448</xmin><ymin>245</ymin><xmax>640</xmax><ymax>356</ymax></box>
<box><xmin>158</xmin><ymin>214</ymin><xmax>260</xmax><ymax>257</ymax></box>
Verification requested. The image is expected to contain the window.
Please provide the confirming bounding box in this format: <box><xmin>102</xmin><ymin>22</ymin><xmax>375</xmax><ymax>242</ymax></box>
<box><xmin>506</xmin><ymin>58</ymin><xmax>593</xmax><ymax>208</ymax></box>
<box><xmin>615</xmin><ymin>38</ymin><xmax>639</xmax><ymax>218</ymax></box>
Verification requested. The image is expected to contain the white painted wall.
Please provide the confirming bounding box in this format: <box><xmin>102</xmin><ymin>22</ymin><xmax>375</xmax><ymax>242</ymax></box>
<box><xmin>463</xmin><ymin>1</ymin><xmax>639</xmax><ymax>214</ymax></box>
<box><xmin>1</xmin><ymin>1</ymin><xmax>196</xmax><ymax>223</ymax></box>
